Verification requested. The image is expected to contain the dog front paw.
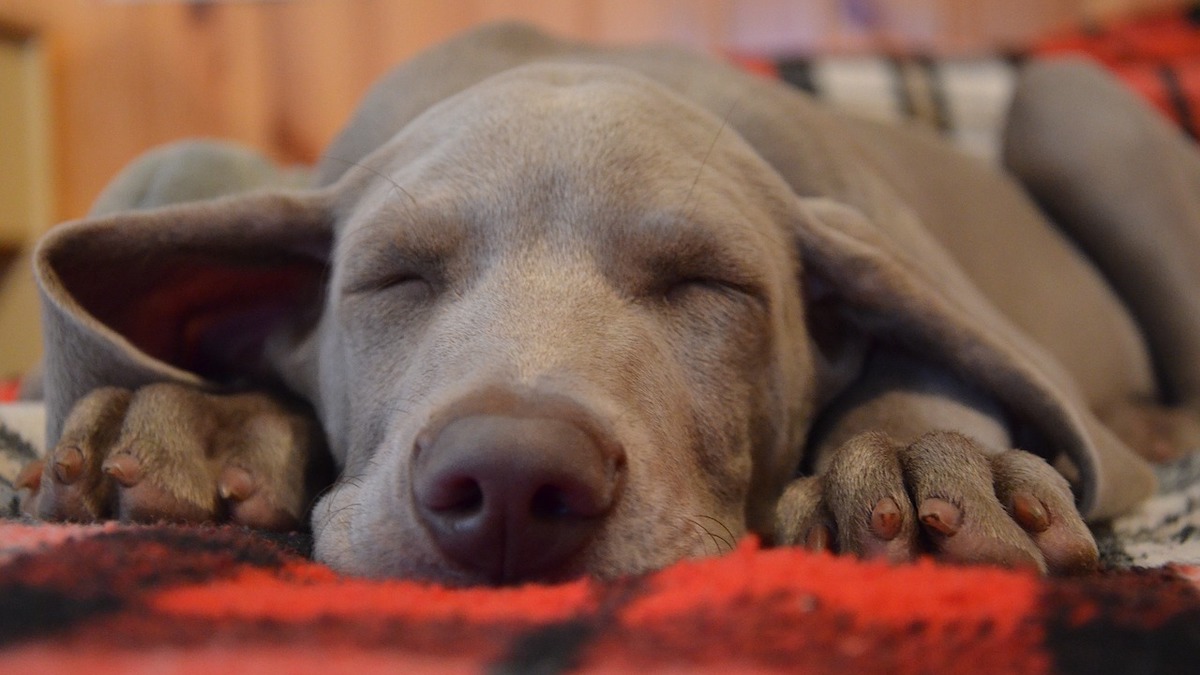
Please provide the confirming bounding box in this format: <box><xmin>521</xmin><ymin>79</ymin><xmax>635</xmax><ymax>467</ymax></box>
<box><xmin>773</xmin><ymin>431</ymin><xmax>1098</xmax><ymax>574</ymax></box>
<box><xmin>17</xmin><ymin>384</ymin><xmax>321</xmax><ymax>530</ymax></box>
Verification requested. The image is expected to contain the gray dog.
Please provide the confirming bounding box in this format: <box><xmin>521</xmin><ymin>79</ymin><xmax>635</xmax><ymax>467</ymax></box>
<box><xmin>17</xmin><ymin>23</ymin><xmax>1200</xmax><ymax>584</ymax></box>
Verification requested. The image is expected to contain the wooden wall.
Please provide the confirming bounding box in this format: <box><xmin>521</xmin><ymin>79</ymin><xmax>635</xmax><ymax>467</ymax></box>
<box><xmin>0</xmin><ymin>0</ymin><xmax>1183</xmax><ymax>224</ymax></box>
<box><xmin>0</xmin><ymin>0</ymin><xmax>1184</xmax><ymax>376</ymax></box>
<box><xmin>1</xmin><ymin>0</ymin><xmax>729</xmax><ymax>224</ymax></box>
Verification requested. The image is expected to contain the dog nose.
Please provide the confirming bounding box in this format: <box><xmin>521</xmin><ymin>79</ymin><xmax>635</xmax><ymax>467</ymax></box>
<box><xmin>412</xmin><ymin>414</ymin><xmax>622</xmax><ymax>583</ymax></box>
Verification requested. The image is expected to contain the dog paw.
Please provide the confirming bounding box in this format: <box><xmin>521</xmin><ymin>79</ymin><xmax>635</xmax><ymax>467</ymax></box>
<box><xmin>773</xmin><ymin>431</ymin><xmax>1098</xmax><ymax>574</ymax></box>
<box><xmin>18</xmin><ymin>384</ymin><xmax>320</xmax><ymax>530</ymax></box>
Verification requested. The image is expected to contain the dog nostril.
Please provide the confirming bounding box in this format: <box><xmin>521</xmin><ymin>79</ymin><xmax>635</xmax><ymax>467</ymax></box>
<box><xmin>427</xmin><ymin>477</ymin><xmax>484</xmax><ymax>515</ymax></box>
<box><xmin>531</xmin><ymin>485</ymin><xmax>572</xmax><ymax>519</ymax></box>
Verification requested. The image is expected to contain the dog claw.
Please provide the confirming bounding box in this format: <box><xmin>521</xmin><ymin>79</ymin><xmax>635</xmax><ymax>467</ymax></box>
<box><xmin>1012</xmin><ymin>492</ymin><xmax>1050</xmax><ymax>533</ymax></box>
<box><xmin>102</xmin><ymin>453</ymin><xmax>142</xmax><ymax>487</ymax></box>
<box><xmin>52</xmin><ymin>446</ymin><xmax>84</xmax><ymax>484</ymax></box>
<box><xmin>871</xmin><ymin>497</ymin><xmax>903</xmax><ymax>540</ymax></box>
<box><xmin>919</xmin><ymin>498</ymin><xmax>961</xmax><ymax>537</ymax></box>
<box><xmin>218</xmin><ymin>466</ymin><xmax>255</xmax><ymax>502</ymax></box>
<box><xmin>805</xmin><ymin>524</ymin><xmax>833</xmax><ymax>552</ymax></box>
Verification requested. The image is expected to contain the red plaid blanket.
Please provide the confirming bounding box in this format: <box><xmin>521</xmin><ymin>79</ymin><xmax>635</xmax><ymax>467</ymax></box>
<box><xmin>1</xmin><ymin>522</ymin><xmax>1196</xmax><ymax>673</ymax></box>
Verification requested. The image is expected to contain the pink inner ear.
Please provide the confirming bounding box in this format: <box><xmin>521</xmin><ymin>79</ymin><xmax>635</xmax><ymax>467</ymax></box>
<box><xmin>75</xmin><ymin>260</ymin><xmax>325</xmax><ymax>380</ymax></box>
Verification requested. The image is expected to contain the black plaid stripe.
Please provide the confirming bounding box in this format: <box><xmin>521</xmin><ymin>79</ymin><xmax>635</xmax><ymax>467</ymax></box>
<box><xmin>1044</xmin><ymin>567</ymin><xmax>1200</xmax><ymax>675</ymax></box>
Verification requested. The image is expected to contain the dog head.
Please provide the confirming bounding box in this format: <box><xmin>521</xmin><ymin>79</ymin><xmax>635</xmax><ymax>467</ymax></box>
<box><xmin>283</xmin><ymin>64</ymin><xmax>825</xmax><ymax>582</ymax></box>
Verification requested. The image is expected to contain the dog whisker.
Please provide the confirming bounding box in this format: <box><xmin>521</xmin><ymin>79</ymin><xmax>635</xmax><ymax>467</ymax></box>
<box><xmin>681</xmin><ymin>515</ymin><xmax>734</xmax><ymax>556</ymax></box>
<box><xmin>315</xmin><ymin>500</ymin><xmax>362</xmax><ymax>533</ymax></box>
<box><xmin>691</xmin><ymin>513</ymin><xmax>738</xmax><ymax>548</ymax></box>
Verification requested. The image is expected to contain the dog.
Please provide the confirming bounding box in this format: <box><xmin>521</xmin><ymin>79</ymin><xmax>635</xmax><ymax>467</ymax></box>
<box><xmin>17</xmin><ymin>23</ymin><xmax>1200</xmax><ymax>585</ymax></box>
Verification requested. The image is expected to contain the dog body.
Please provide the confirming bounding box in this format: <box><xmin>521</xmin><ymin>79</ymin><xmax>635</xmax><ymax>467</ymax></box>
<box><xmin>22</xmin><ymin>24</ymin><xmax>1200</xmax><ymax>583</ymax></box>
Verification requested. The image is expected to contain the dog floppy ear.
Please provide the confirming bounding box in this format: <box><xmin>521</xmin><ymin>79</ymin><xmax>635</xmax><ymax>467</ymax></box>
<box><xmin>795</xmin><ymin>197</ymin><xmax>1156</xmax><ymax>521</ymax></box>
<box><xmin>34</xmin><ymin>189</ymin><xmax>334</xmax><ymax>444</ymax></box>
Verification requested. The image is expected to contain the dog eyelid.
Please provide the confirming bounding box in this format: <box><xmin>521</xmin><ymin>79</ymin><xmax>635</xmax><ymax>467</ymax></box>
<box><xmin>339</xmin><ymin>238</ymin><xmax>451</xmax><ymax>297</ymax></box>
<box><xmin>659</xmin><ymin>274</ymin><xmax>767</xmax><ymax>310</ymax></box>
<box><xmin>343</xmin><ymin>272</ymin><xmax>432</xmax><ymax>296</ymax></box>
<box><xmin>648</xmin><ymin>244</ymin><xmax>767</xmax><ymax>306</ymax></box>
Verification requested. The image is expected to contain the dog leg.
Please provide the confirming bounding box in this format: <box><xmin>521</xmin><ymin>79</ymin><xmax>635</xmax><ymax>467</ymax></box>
<box><xmin>20</xmin><ymin>383</ymin><xmax>323</xmax><ymax>530</ymax></box>
<box><xmin>1099</xmin><ymin>399</ymin><xmax>1200</xmax><ymax>463</ymax></box>
<box><xmin>1005</xmin><ymin>59</ymin><xmax>1200</xmax><ymax>419</ymax></box>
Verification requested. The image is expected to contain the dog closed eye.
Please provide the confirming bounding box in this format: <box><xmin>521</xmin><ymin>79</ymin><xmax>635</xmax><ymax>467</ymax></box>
<box><xmin>657</xmin><ymin>276</ymin><xmax>762</xmax><ymax>307</ymax></box>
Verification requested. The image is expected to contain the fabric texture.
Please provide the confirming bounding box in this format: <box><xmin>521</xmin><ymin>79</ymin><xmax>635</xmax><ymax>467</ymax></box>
<box><xmin>0</xmin><ymin>520</ymin><xmax>1197</xmax><ymax>673</ymax></box>
<box><xmin>733</xmin><ymin>53</ymin><xmax>1020</xmax><ymax>162</ymax></box>
<box><xmin>733</xmin><ymin>7</ymin><xmax>1200</xmax><ymax>163</ymax></box>
<box><xmin>3</xmin><ymin>409</ymin><xmax>1199</xmax><ymax>671</ymax></box>
<box><xmin>1034</xmin><ymin>4</ymin><xmax>1200</xmax><ymax>139</ymax></box>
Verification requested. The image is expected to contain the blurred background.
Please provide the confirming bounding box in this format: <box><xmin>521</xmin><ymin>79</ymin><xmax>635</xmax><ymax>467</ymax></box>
<box><xmin>0</xmin><ymin>0</ymin><xmax>1192</xmax><ymax>377</ymax></box>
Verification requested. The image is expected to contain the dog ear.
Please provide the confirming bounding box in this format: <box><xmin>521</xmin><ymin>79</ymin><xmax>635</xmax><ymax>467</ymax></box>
<box><xmin>35</xmin><ymin>190</ymin><xmax>334</xmax><ymax>443</ymax></box>
<box><xmin>794</xmin><ymin>197</ymin><xmax>1156</xmax><ymax>521</ymax></box>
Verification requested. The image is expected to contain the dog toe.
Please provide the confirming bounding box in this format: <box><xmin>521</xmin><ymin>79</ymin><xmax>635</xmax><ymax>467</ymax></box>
<box><xmin>822</xmin><ymin>432</ymin><xmax>918</xmax><ymax>563</ymax></box>
<box><xmin>773</xmin><ymin>476</ymin><xmax>830</xmax><ymax>549</ymax></box>
<box><xmin>103</xmin><ymin>439</ymin><xmax>218</xmax><ymax>524</ymax></box>
<box><xmin>991</xmin><ymin>450</ymin><xmax>1098</xmax><ymax>574</ymax></box>
<box><xmin>31</xmin><ymin>444</ymin><xmax>114</xmax><ymax>522</ymax></box>
<box><xmin>30</xmin><ymin>388</ymin><xmax>133</xmax><ymax>521</ymax></box>
<box><xmin>901</xmin><ymin>432</ymin><xmax>1047</xmax><ymax>573</ymax></box>
<box><xmin>212</xmin><ymin>409</ymin><xmax>315</xmax><ymax>531</ymax></box>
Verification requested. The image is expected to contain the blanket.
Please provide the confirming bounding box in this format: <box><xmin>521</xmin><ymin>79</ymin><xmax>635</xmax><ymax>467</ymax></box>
<box><xmin>2</xmin><ymin>407</ymin><xmax>1198</xmax><ymax>673</ymax></box>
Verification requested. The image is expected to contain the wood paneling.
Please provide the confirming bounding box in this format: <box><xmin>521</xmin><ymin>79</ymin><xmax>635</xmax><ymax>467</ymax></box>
<box><xmin>0</xmin><ymin>29</ymin><xmax>50</xmax><ymax>376</ymax></box>
<box><xmin>0</xmin><ymin>0</ymin><xmax>1184</xmax><ymax>223</ymax></box>
<box><xmin>0</xmin><ymin>0</ymin><xmax>727</xmax><ymax>222</ymax></box>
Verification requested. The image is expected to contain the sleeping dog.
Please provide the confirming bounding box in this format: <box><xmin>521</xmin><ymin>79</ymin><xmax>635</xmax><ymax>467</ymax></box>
<box><xmin>18</xmin><ymin>23</ymin><xmax>1200</xmax><ymax>584</ymax></box>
